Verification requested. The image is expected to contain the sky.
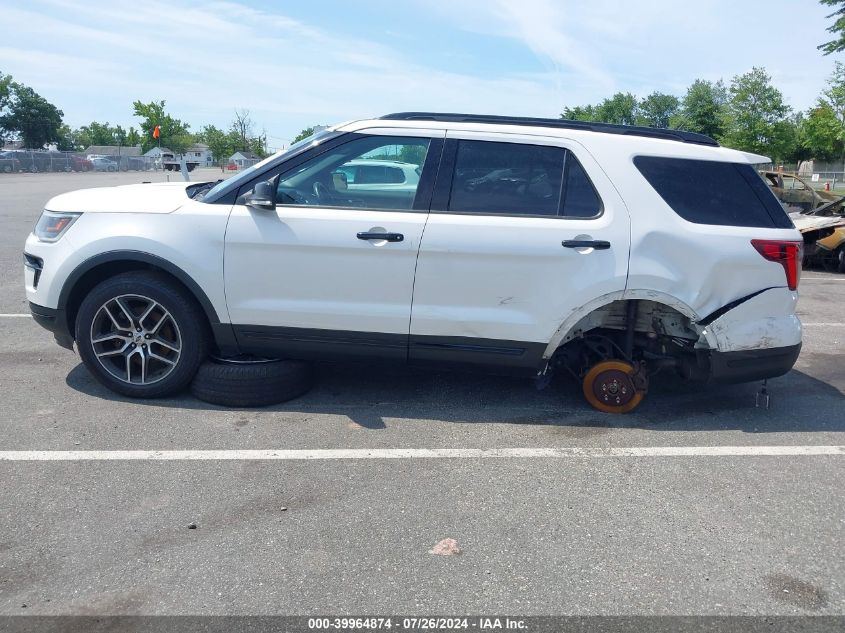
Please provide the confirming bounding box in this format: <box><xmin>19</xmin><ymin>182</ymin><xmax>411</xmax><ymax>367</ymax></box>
<box><xmin>0</xmin><ymin>0</ymin><xmax>841</xmax><ymax>150</ymax></box>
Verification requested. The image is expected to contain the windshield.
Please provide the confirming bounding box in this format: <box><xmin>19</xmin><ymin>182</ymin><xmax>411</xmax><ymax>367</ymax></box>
<box><xmin>201</xmin><ymin>128</ymin><xmax>340</xmax><ymax>201</ymax></box>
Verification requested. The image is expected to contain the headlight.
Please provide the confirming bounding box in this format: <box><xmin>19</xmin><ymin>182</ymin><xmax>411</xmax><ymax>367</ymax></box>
<box><xmin>34</xmin><ymin>210</ymin><xmax>81</xmax><ymax>242</ymax></box>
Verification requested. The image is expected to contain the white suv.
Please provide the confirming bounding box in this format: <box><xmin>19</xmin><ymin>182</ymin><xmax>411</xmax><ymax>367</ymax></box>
<box><xmin>24</xmin><ymin>113</ymin><xmax>803</xmax><ymax>413</ymax></box>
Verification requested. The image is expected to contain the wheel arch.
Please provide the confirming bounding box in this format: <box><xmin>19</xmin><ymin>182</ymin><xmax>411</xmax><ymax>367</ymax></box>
<box><xmin>543</xmin><ymin>290</ymin><xmax>703</xmax><ymax>358</ymax></box>
<box><xmin>58</xmin><ymin>251</ymin><xmax>235</xmax><ymax>351</ymax></box>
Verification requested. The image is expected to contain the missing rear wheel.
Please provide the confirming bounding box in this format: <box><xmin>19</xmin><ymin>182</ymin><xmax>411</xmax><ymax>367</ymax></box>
<box><xmin>582</xmin><ymin>360</ymin><xmax>647</xmax><ymax>414</ymax></box>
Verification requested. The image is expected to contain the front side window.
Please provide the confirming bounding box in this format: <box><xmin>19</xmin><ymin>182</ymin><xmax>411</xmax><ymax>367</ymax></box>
<box><xmin>275</xmin><ymin>136</ymin><xmax>430</xmax><ymax>211</ymax></box>
<box><xmin>445</xmin><ymin>140</ymin><xmax>601</xmax><ymax>217</ymax></box>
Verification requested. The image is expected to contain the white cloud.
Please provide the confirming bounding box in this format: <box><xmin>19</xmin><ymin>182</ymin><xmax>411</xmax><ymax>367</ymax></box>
<box><xmin>1</xmin><ymin>0</ymin><xmax>577</xmax><ymax>144</ymax></box>
<box><xmin>418</xmin><ymin>0</ymin><xmax>837</xmax><ymax>111</ymax></box>
<box><xmin>0</xmin><ymin>0</ymin><xmax>840</xmax><ymax>145</ymax></box>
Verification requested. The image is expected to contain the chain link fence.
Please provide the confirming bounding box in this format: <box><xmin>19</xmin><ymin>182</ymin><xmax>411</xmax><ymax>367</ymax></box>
<box><xmin>0</xmin><ymin>149</ymin><xmax>265</xmax><ymax>175</ymax></box>
<box><xmin>0</xmin><ymin>150</ymin><xmax>166</xmax><ymax>174</ymax></box>
<box><xmin>759</xmin><ymin>160</ymin><xmax>845</xmax><ymax>191</ymax></box>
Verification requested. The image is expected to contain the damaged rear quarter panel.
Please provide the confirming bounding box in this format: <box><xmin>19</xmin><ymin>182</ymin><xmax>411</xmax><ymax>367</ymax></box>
<box><xmin>599</xmin><ymin>146</ymin><xmax>802</xmax><ymax>319</ymax></box>
<box><xmin>702</xmin><ymin>288</ymin><xmax>801</xmax><ymax>352</ymax></box>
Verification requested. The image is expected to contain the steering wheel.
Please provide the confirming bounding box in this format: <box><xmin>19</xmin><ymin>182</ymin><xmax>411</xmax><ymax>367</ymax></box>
<box><xmin>313</xmin><ymin>181</ymin><xmax>331</xmax><ymax>201</ymax></box>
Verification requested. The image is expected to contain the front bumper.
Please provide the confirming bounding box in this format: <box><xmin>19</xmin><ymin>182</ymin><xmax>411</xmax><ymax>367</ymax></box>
<box><xmin>29</xmin><ymin>302</ymin><xmax>74</xmax><ymax>350</ymax></box>
<box><xmin>683</xmin><ymin>343</ymin><xmax>801</xmax><ymax>383</ymax></box>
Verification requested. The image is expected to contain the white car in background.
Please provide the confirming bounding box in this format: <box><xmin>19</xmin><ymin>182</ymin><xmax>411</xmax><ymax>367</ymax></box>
<box><xmin>24</xmin><ymin>113</ymin><xmax>803</xmax><ymax>412</ymax></box>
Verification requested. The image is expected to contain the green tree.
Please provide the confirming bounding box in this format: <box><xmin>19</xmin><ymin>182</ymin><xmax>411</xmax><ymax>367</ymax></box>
<box><xmin>0</xmin><ymin>72</ymin><xmax>11</xmax><ymax>111</ymax></box>
<box><xmin>197</xmin><ymin>124</ymin><xmax>235</xmax><ymax>162</ymax></box>
<box><xmin>76</xmin><ymin>121</ymin><xmax>118</xmax><ymax>147</ymax></box>
<box><xmin>637</xmin><ymin>92</ymin><xmax>680</xmax><ymax>128</ymax></box>
<box><xmin>132</xmin><ymin>99</ymin><xmax>191</xmax><ymax>153</ymax></box>
<box><xmin>561</xmin><ymin>94</ymin><xmax>639</xmax><ymax>125</ymax></box>
<box><xmin>722</xmin><ymin>68</ymin><xmax>792</xmax><ymax>159</ymax></box>
<box><xmin>291</xmin><ymin>125</ymin><xmax>326</xmax><ymax>144</ymax></box>
<box><xmin>0</xmin><ymin>71</ymin><xmax>12</xmax><ymax>144</ymax></box>
<box><xmin>774</xmin><ymin>114</ymin><xmax>802</xmax><ymax>163</ymax></box>
<box><xmin>126</xmin><ymin>127</ymin><xmax>141</xmax><ymax>147</ymax></box>
<box><xmin>823</xmin><ymin>62</ymin><xmax>845</xmax><ymax>152</ymax></box>
<box><xmin>594</xmin><ymin>93</ymin><xmax>639</xmax><ymax>125</ymax></box>
<box><xmin>672</xmin><ymin>79</ymin><xmax>728</xmax><ymax>139</ymax></box>
<box><xmin>785</xmin><ymin>112</ymin><xmax>812</xmax><ymax>163</ymax></box>
<box><xmin>561</xmin><ymin>105</ymin><xmax>597</xmax><ymax>121</ymax></box>
<box><xmin>799</xmin><ymin>104</ymin><xmax>840</xmax><ymax>159</ymax></box>
<box><xmin>249</xmin><ymin>132</ymin><xmax>268</xmax><ymax>158</ymax></box>
<box><xmin>819</xmin><ymin>0</ymin><xmax>845</xmax><ymax>54</ymax></box>
<box><xmin>55</xmin><ymin>124</ymin><xmax>78</xmax><ymax>151</ymax></box>
<box><xmin>0</xmin><ymin>83</ymin><xmax>64</xmax><ymax>149</ymax></box>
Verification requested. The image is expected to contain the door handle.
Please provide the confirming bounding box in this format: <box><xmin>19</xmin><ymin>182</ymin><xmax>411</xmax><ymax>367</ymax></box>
<box><xmin>357</xmin><ymin>232</ymin><xmax>404</xmax><ymax>242</ymax></box>
<box><xmin>562</xmin><ymin>239</ymin><xmax>611</xmax><ymax>250</ymax></box>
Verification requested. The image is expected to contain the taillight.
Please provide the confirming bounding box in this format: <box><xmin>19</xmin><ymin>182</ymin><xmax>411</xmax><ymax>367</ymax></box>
<box><xmin>751</xmin><ymin>239</ymin><xmax>803</xmax><ymax>291</ymax></box>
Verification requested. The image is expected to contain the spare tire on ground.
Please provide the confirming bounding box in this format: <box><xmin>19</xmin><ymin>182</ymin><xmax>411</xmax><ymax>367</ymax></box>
<box><xmin>190</xmin><ymin>356</ymin><xmax>314</xmax><ymax>407</ymax></box>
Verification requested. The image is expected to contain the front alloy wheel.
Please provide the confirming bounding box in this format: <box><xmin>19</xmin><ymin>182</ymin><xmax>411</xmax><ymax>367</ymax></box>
<box><xmin>76</xmin><ymin>271</ymin><xmax>208</xmax><ymax>398</ymax></box>
<box><xmin>90</xmin><ymin>295</ymin><xmax>182</xmax><ymax>385</ymax></box>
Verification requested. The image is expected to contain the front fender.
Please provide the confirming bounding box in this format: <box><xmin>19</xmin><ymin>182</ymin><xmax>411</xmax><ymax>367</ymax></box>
<box><xmin>35</xmin><ymin>207</ymin><xmax>230</xmax><ymax>325</ymax></box>
<box><xmin>56</xmin><ymin>250</ymin><xmax>223</xmax><ymax>326</ymax></box>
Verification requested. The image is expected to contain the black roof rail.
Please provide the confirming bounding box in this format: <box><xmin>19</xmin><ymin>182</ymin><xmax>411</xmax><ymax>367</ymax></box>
<box><xmin>379</xmin><ymin>112</ymin><xmax>719</xmax><ymax>147</ymax></box>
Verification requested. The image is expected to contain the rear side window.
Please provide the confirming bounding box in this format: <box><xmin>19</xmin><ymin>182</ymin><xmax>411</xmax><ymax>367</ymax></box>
<box><xmin>446</xmin><ymin>140</ymin><xmax>601</xmax><ymax>217</ymax></box>
<box><xmin>634</xmin><ymin>156</ymin><xmax>793</xmax><ymax>228</ymax></box>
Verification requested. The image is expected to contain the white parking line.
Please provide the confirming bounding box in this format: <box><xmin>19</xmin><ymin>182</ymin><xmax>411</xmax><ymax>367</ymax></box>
<box><xmin>802</xmin><ymin>323</ymin><xmax>845</xmax><ymax>326</ymax></box>
<box><xmin>802</xmin><ymin>277</ymin><xmax>845</xmax><ymax>281</ymax></box>
<box><xmin>0</xmin><ymin>314</ymin><xmax>31</xmax><ymax>317</ymax></box>
<box><xmin>0</xmin><ymin>446</ymin><xmax>842</xmax><ymax>461</ymax></box>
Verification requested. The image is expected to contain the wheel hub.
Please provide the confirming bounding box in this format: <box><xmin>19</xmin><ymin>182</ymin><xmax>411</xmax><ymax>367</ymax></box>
<box><xmin>592</xmin><ymin>368</ymin><xmax>636</xmax><ymax>406</ymax></box>
<box><xmin>582</xmin><ymin>360</ymin><xmax>647</xmax><ymax>414</ymax></box>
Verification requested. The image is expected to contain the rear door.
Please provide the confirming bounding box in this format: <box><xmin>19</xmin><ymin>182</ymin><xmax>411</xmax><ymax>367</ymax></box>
<box><xmin>409</xmin><ymin>131</ymin><xmax>631</xmax><ymax>371</ymax></box>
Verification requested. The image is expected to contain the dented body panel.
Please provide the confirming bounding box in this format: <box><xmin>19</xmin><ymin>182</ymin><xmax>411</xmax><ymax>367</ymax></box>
<box><xmin>699</xmin><ymin>288</ymin><xmax>801</xmax><ymax>352</ymax></box>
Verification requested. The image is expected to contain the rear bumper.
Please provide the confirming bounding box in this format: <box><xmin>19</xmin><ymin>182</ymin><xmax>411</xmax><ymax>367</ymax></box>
<box><xmin>683</xmin><ymin>343</ymin><xmax>801</xmax><ymax>383</ymax></box>
<box><xmin>29</xmin><ymin>302</ymin><xmax>74</xmax><ymax>350</ymax></box>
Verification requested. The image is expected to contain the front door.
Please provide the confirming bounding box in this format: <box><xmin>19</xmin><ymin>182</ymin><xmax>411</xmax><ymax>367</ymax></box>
<box><xmin>224</xmin><ymin>130</ymin><xmax>444</xmax><ymax>360</ymax></box>
<box><xmin>409</xmin><ymin>131</ymin><xmax>631</xmax><ymax>371</ymax></box>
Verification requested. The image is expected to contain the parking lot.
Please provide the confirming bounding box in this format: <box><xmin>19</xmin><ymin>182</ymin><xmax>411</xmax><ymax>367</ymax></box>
<box><xmin>0</xmin><ymin>171</ymin><xmax>843</xmax><ymax>616</ymax></box>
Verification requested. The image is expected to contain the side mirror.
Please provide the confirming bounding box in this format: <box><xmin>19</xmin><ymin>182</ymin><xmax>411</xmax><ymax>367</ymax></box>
<box><xmin>245</xmin><ymin>180</ymin><xmax>276</xmax><ymax>211</ymax></box>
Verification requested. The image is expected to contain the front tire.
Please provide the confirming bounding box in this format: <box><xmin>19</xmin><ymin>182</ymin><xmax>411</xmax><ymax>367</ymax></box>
<box><xmin>75</xmin><ymin>272</ymin><xmax>209</xmax><ymax>398</ymax></box>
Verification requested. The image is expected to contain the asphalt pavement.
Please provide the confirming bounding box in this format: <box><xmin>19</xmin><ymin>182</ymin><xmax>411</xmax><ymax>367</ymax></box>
<box><xmin>0</xmin><ymin>170</ymin><xmax>842</xmax><ymax>617</ymax></box>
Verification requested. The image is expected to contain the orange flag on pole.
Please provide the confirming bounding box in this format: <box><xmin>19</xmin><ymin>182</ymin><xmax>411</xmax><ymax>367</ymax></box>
<box><xmin>152</xmin><ymin>125</ymin><xmax>161</xmax><ymax>139</ymax></box>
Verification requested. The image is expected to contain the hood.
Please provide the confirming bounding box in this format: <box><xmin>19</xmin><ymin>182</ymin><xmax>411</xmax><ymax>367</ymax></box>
<box><xmin>44</xmin><ymin>182</ymin><xmax>194</xmax><ymax>214</ymax></box>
